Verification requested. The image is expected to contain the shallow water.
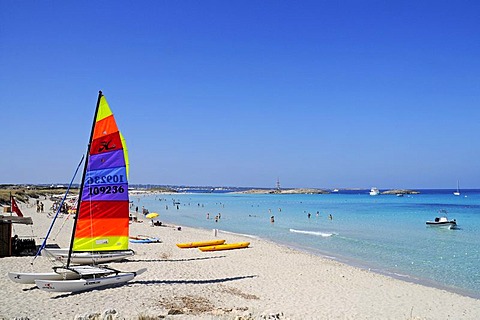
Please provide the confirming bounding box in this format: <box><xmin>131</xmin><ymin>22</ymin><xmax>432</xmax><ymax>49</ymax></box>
<box><xmin>135</xmin><ymin>190</ymin><xmax>480</xmax><ymax>298</ymax></box>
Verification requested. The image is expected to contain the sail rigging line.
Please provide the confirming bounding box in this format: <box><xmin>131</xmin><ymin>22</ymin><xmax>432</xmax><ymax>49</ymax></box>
<box><xmin>32</xmin><ymin>154</ymin><xmax>85</xmax><ymax>264</ymax></box>
<box><xmin>52</xmin><ymin>206</ymin><xmax>73</xmax><ymax>241</ymax></box>
<box><xmin>66</xmin><ymin>91</ymin><xmax>103</xmax><ymax>268</ymax></box>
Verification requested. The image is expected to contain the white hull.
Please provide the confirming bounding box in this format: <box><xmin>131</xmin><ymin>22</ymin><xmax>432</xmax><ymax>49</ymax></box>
<box><xmin>35</xmin><ymin>272</ymin><xmax>135</xmax><ymax>292</ymax></box>
<box><xmin>7</xmin><ymin>270</ymin><xmax>80</xmax><ymax>284</ymax></box>
<box><xmin>42</xmin><ymin>248</ymin><xmax>135</xmax><ymax>264</ymax></box>
<box><xmin>7</xmin><ymin>265</ymin><xmax>118</xmax><ymax>284</ymax></box>
<box><xmin>426</xmin><ymin>215</ymin><xmax>457</xmax><ymax>229</ymax></box>
<box><xmin>426</xmin><ymin>221</ymin><xmax>457</xmax><ymax>229</ymax></box>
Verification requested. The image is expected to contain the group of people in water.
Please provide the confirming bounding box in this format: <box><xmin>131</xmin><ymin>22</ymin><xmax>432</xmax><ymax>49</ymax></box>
<box><xmin>306</xmin><ymin>211</ymin><xmax>333</xmax><ymax>220</ymax></box>
<box><xmin>204</xmin><ymin>207</ymin><xmax>333</xmax><ymax>224</ymax></box>
<box><xmin>206</xmin><ymin>212</ymin><xmax>221</xmax><ymax>222</ymax></box>
<box><xmin>132</xmin><ymin>196</ymin><xmax>335</xmax><ymax>226</ymax></box>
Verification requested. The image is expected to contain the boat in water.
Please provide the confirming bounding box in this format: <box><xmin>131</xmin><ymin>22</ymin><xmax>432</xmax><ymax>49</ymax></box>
<box><xmin>369</xmin><ymin>187</ymin><xmax>380</xmax><ymax>196</ymax></box>
<box><xmin>426</xmin><ymin>210</ymin><xmax>457</xmax><ymax>229</ymax></box>
<box><xmin>453</xmin><ymin>180</ymin><xmax>461</xmax><ymax>196</ymax></box>
<box><xmin>9</xmin><ymin>91</ymin><xmax>144</xmax><ymax>292</ymax></box>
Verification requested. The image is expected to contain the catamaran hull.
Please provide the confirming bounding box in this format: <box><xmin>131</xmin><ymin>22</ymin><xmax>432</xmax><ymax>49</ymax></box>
<box><xmin>7</xmin><ymin>271</ymin><xmax>81</xmax><ymax>284</ymax></box>
<box><xmin>42</xmin><ymin>248</ymin><xmax>135</xmax><ymax>264</ymax></box>
<box><xmin>35</xmin><ymin>272</ymin><xmax>135</xmax><ymax>292</ymax></box>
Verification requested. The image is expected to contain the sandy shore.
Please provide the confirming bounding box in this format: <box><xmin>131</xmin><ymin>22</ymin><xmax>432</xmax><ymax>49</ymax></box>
<box><xmin>1</xmin><ymin>197</ymin><xmax>479</xmax><ymax>319</ymax></box>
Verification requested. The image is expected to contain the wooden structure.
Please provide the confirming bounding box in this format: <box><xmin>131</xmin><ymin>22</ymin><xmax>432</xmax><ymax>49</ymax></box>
<box><xmin>0</xmin><ymin>214</ymin><xmax>33</xmax><ymax>257</ymax></box>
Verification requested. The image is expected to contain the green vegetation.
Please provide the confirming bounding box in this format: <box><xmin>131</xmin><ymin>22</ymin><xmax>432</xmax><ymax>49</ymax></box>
<box><xmin>0</xmin><ymin>185</ymin><xmax>78</xmax><ymax>206</ymax></box>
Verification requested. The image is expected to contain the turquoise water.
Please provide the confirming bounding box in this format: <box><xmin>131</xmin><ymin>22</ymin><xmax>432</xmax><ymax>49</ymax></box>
<box><xmin>135</xmin><ymin>190</ymin><xmax>480</xmax><ymax>298</ymax></box>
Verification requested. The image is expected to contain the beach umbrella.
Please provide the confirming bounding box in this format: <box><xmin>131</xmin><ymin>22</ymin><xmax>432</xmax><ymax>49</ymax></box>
<box><xmin>146</xmin><ymin>212</ymin><xmax>159</xmax><ymax>219</ymax></box>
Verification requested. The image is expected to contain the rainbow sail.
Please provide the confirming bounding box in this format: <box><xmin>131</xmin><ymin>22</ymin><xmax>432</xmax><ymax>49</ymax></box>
<box><xmin>71</xmin><ymin>92</ymin><xmax>130</xmax><ymax>254</ymax></box>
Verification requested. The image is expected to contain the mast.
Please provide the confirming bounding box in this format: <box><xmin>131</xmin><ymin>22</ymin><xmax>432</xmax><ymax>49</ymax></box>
<box><xmin>66</xmin><ymin>91</ymin><xmax>103</xmax><ymax>268</ymax></box>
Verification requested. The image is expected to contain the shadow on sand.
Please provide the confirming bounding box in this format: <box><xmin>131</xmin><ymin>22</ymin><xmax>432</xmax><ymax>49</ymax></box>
<box><xmin>125</xmin><ymin>255</ymin><xmax>226</xmax><ymax>263</ymax></box>
<box><xmin>48</xmin><ymin>274</ymin><xmax>257</xmax><ymax>298</ymax></box>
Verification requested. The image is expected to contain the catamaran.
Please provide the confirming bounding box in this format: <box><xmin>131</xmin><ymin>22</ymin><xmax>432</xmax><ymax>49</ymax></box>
<box><xmin>8</xmin><ymin>91</ymin><xmax>145</xmax><ymax>292</ymax></box>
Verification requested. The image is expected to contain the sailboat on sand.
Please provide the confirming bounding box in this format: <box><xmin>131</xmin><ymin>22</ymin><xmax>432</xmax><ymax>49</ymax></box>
<box><xmin>8</xmin><ymin>91</ymin><xmax>145</xmax><ymax>292</ymax></box>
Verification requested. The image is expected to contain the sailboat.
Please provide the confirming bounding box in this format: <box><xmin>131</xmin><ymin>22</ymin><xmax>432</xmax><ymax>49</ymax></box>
<box><xmin>453</xmin><ymin>180</ymin><xmax>460</xmax><ymax>196</ymax></box>
<box><xmin>8</xmin><ymin>91</ymin><xmax>145</xmax><ymax>292</ymax></box>
<box><xmin>41</xmin><ymin>93</ymin><xmax>135</xmax><ymax>265</ymax></box>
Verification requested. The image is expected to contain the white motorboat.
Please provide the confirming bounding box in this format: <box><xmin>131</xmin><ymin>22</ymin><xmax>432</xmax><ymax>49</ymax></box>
<box><xmin>369</xmin><ymin>187</ymin><xmax>380</xmax><ymax>196</ymax></box>
<box><xmin>426</xmin><ymin>210</ymin><xmax>457</xmax><ymax>229</ymax></box>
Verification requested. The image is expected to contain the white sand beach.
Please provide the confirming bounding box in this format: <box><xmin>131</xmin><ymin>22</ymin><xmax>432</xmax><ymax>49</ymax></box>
<box><xmin>1</xmin><ymin>197</ymin><xmax>479</xmax><ymax>319</ymax></box>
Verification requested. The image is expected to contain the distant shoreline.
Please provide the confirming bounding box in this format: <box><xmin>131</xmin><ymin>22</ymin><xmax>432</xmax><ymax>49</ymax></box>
<box><xmin>0</xmin><ymin>185</ymin><xmax>427</xmax><ymax>205</ymax></box>
<box><xmin>236</xmin><ymin>188</ymin><xmax>420</xmax><ymax>195</ymax></box>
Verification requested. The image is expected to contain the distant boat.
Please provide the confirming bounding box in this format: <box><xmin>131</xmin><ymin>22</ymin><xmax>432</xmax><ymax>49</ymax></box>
<box><xmin>369</xmin><ymin>187</ymin><xmax>380</xmax><ymax>196</ymax></box>
<box><xmin>426</xmin><ymin>210</ymin><xmax>457</xmax><ymax>229</ymax></box>
<box><xmin>332</xmin><ymin>189</ymin><xmax>339</xmax><ymax>193</ymax></box>
<box><xmin>453</xmin><ymin>181</ymin><xmax>460</xmax><ymax>196</ymax></box>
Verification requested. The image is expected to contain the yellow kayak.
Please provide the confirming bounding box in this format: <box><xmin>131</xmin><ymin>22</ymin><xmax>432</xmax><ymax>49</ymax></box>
<box><xmin>176</xmin><ymin>239</ymin><xmax>226</xmax><ymax>248</ymax></box>
<box><xmin>198</xmin><ymin>242</ymin><xmax>250</xmax><ymax>252</ymax></box>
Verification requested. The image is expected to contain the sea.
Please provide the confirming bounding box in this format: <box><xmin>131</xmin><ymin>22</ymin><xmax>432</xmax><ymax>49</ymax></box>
<box><xmin>134</xmin><ymin>189</ymin><xmax>480</xmax><ymax>299</ymax></box>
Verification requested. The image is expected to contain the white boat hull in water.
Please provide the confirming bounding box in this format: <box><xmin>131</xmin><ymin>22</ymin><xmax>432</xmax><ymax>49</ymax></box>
<box><xmin>426</xmin><ymin>216</ymin><xmax>457</xmax><ymax>229</ymax></box>
<box><xmin>35</xmin><ymin>268</ymin><xmax>146</xmax><ymax>292</ymax></box>
<box><xmin>42</xmin><ymin>248</ymin><xmax>135</xmax><ymax>264</ymax></box>
<box><xmin>426</xmin><ymin>221</ymin><xmax>457</xmax><ymax>229</ymax></box>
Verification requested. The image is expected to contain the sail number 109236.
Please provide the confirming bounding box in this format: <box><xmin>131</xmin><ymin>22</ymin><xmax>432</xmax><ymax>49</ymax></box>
<box><xmin>88</xmin><ymin>185</ymin><xmax>125</xmax><ymax>196</ymax></box>
<box><xmin>86</xmin><ymin>174</ymin><xmax>124</xmax><ymax>185</ymax></box>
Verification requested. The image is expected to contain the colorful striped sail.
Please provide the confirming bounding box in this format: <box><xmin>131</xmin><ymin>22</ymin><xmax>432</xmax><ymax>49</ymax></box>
<box><xmin>72</xmin><ymin>92</ymin><xmax>130</xmax><ymax>252</ymax></box>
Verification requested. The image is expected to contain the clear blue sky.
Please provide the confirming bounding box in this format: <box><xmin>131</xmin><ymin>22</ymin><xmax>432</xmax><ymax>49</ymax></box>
<box><xmin>1</xmin><ymin>1</ymin><xmax>479</xmax><ymax>189</ymax></box>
